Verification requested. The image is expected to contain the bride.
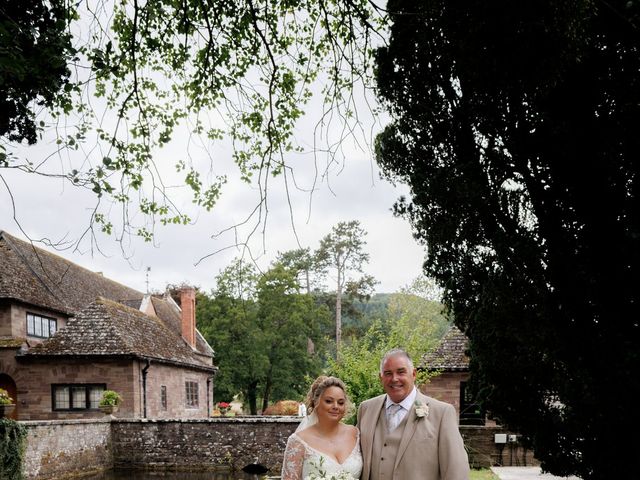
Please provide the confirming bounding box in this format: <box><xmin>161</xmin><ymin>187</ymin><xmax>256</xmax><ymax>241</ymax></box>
<box><xmin>281</xmin><ymin>376</ymin><xmax>363</xmax><ymax>480</ymax></box>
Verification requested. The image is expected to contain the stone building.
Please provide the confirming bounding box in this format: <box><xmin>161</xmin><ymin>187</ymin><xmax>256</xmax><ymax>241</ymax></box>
<box><xmin>419</xmin><ymin>325</ymin><xmax>491</xmax><ymax>426</ymax></box>
<box><xmin>0</xmin><ymin>230</ymin><xmax>217</xmax><ymax>420</ymax></box>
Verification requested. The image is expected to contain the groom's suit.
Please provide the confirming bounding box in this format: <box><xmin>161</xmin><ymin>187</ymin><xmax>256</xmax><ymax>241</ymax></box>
<box><xmin>358</xmin><ymin>390</ymin><xmax>469</xmax><ymax>480</ymax></box>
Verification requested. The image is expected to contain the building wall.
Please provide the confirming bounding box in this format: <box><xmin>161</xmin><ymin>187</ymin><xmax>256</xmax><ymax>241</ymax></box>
<box><xmin>1</xmin><ymin>353</ymin><xmax>213</xmax><ymax>420</ymax></box>
<box><xmin>421</xmin><ymin>371</ymin><xmax>469</xmax><ymax>415</ymax></box>
<box><xmin>143</xmin><ymin>361</ymin><xmax>213</xmax><ymax>419</ymax></box>
<box><xmin>9</xmin><ymin>302</ymin><xmax>68</xmax><ymax>343</ymax></box>
<box><xmin>12</xmin><ymin>358</ymin><xmax>137</xmax><ymax>420</ymax></box>
<box><xmin>0</xmin><ymin>302</ymin><xmax>11</xmax><ymax>336</ymax></box>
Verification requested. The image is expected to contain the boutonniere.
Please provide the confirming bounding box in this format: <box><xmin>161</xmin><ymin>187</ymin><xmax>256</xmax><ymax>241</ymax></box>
<box><xmin>415</xmin><ymin>399</ymin><xmax>429</xmax><ymax>419</ymax></box>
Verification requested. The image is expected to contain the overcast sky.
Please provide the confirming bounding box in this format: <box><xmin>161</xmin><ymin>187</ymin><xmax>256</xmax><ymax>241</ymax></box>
<box><xmin>0</xmin><ymin>9</ymin><xmax>427</xmax><ymax>295</ymax></box>
<box><xmin>0</xmin><ymin>124</ymin><xmax>427</xmax><ymax>296</ymax></box>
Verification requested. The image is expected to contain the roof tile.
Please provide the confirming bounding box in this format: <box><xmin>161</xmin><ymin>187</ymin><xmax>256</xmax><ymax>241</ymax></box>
<box><xmin>420</xmin><ymin>325</ymin><xmax>470</xmax><ymax>371</ymax></box>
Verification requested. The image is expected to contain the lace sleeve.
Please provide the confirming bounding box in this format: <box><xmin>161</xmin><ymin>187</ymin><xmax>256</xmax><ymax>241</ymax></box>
<box><xmin>281</xmin><ymin>434</ymin><xmax>306</xmax><ymax>480</ymax></box>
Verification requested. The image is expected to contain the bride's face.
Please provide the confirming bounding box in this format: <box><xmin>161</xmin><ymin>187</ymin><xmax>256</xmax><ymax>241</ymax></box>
<box><xmin>316</xmin><ymin>386</ymin><xmax>347</xmax><ymax>423</ymax></box>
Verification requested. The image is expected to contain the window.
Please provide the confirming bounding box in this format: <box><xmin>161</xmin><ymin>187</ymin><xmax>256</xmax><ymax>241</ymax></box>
<box><xmin>161</xmin><ymin>385</ymin><xmax>167</xmax><ymax>410</ymax></box>
<box><xmin>27</xmin><ymin>313</ymin><xmax>57</xmax><ymax>339</ymax></box>
<box><xmin>52</xmin><ymin>384</ymin><xmax>106</xmax><ymax>411</ymax></box>
<box><xmin>185</xmin><ymin>381</ymin><xmax>199</xmax><ymax>408</ymax></box>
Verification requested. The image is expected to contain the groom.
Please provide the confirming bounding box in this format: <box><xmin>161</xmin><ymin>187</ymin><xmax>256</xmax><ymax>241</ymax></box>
<box><xmin>357</xmin><ymin>349</ymin><xmax>470</xmax><ymax>480</ymax></box>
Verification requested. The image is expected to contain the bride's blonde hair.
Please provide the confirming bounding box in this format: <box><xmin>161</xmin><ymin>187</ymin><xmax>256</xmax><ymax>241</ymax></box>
<box><xmin>305</xmin><ymin>375</ymin><xmax>351</xmax><ymax>414</ymax></box>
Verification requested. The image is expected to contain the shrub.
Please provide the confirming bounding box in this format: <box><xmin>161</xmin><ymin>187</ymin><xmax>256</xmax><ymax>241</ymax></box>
<box><xmin>0</xmin><ymin>389</ymin><xmax>13</xmax><ymax>405</ymax></box>
<box><xmin>263</xmin><ymin>400</ymin><xmax>300</xmax><ymax>415</ymax></box>
<box><xmin>0</xmin><ymin>418</ymin><xmax>27</xmax><ymax>480</ymax></box>
<box><xmin>99</xmin><ymin>390</ymin><xmax>122</xmax><ymax>407</ymax></box>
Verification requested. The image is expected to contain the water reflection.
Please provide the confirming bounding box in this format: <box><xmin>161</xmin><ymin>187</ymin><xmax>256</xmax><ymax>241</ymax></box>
<box><xmin>83</xmin><ymin>469</ymin><xmax>278</xmax><ymax>480</ymax></box>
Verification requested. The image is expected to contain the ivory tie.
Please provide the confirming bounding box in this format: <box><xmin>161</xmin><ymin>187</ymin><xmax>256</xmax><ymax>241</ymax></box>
<box><xmin>387</xmin><ymin>403</ymin><xmax>403</xmax><ymax>433</ymax></box>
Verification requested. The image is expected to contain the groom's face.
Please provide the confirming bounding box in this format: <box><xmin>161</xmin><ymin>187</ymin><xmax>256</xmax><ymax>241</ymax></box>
<box><xmin>380</xmin><ymin>354</ymin><xmax>417</xmax><ymax>404</ymax></box>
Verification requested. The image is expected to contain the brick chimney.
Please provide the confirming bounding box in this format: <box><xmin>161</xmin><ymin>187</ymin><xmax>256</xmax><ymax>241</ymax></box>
<box><xmin>179</xmin><ymin>286</ymin><xmax>196</xmax><ymax>348</ymax></box>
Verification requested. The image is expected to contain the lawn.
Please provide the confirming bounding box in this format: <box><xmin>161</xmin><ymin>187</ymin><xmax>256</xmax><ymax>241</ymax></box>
<box><xmin>470</xmin><ymin>468</ymin><xmax>500</xmax><ymax>480</ymax></box>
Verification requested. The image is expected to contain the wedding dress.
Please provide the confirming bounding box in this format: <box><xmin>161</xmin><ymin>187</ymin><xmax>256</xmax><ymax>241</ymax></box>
<box><xmin>281</xmin><ymin>431</ymin><xmax>363</xmax><ymax>480</ymax></box>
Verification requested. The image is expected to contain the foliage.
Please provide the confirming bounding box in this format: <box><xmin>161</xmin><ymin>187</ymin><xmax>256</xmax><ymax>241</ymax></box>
<box><xmin>375</xmin><ymin>1</ymin><xmax>640</xmax><ymax>478</ymax></box>
<box><xmin>328</xmin><ymin>287</ymin><xmax>448</xmax><ymax>422</ymax></box>
<box><xmin>0</xmin><ymin>0</ymin><xmax>75</xmax><ymax>147</ymax></box>
<box><xmin>255</xmin><ymin>263</ymin><xmax>329</xmax><ymax>411</ymax></box>
<box><xmin>198</xmin><ymin>255</ymin><xmax>330</xmax><ymax>414</ymax></box>
<box><xmin>197</xmin><ymin>260</ymin><xmax>265</xmax><ymax>413</ymax></box>
<box><xmin>315</xmin><ymin>220</ymin><xmax>377</xmax><ymax>354</ymax></box>
<box><xmin>263</xmin><ymin>400</ymin><xmax>300</xmax><ymax>415</ymax></box>
<box><xmin>1</xmin><ymin>0</ymin><xmax>385</xmax><ymax>244</ymax></box>
<box><xmin>99</xmin><ymin>390</ymin><xmax>122</xmax><ymax>407</ymax></box>
<box><xmin>0</xmin><ymin>418</ymin><xmax>27</xmax><ymax>480</ymax></box>
<box><xmin>0</xmin><ymin>389</ymin><xmax>13</xmax><ymax>406</ymax></box>
<box><xmin>469</xmin><ymin>469</ymin><xmax>499</xmax><ymax>480</ymax></box>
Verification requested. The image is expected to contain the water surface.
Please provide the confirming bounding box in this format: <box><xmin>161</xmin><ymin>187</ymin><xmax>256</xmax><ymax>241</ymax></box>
<box><xmin>83</xmin><ymin>469</ymin><xmax>277</xmax><ymax>480</ymax></box>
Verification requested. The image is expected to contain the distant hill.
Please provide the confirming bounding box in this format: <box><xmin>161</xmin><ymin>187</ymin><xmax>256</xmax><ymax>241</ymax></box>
<box><xmin>341</xmin><ymin>293</ymin><xmax>451</xmax><ymax>340</ymax></box>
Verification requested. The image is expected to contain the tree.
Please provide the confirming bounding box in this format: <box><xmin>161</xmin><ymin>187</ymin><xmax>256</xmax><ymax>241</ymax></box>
<box><xmin>198</xmin><ymin>254</ymin><xmax>329</xmax><ymax>414</ymax></box>
<box><xmin>255</xmin><ymin>263</ymin><xmax>328</xmax><ymax>410</ymax></box>
<box><xmin>375</xmin><ymin>1</ymin><xmax>639</xmax><ymax>478</ymax></box>
<box><xmin>315</xmin><ymin>220</ymin><xmax>377</xmax><ymax>356</ymax></box>
<box><xmin>197</xmin><ymin>260</ymin><xmax>265</xmax><ymax>413</ymax></box>
<box><xmin>0</xmin><ymin>0</ymin><xmax>75</xmax><ymax>146</ymax></box>
<box><xmin>385</xmin><ymin>276</ymin><xmax>451</xmax><ymax>353</ymax></box>
<box><xmin>276</xmin><ymin>248</ymin><xmax>317</xmax><ymax>295</ymax></box>
<box><xmin>328</xmin><ymin>280</ymin><xmax>449</xmax><ymax>421</ymax></box>
<box><xmin>1</xmin><ymin>1</ymin><xmax>385</xmax><ymax>245</ymax></box>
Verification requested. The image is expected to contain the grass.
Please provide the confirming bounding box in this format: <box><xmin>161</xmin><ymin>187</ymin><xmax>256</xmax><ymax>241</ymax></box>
<box><xmin>470</xmin><ymin>468</ymin><xmax>500</xmax><ymax>480</ymax></box>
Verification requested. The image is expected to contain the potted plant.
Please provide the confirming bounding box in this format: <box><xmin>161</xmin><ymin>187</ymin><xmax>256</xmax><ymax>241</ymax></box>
<box><xmin>217</xmin><ymin>401</ymin><xmax>231</xmax><ymax>416</ymax></box>
<box><xmin>99</xmin><ymin>390</ymin><xmax>122</xmax><ymax>415</ymax></box>
<box><xmin>0</xmin><ymin>388</ymin><xmax>15</xmax><ymax>418</ymax></box>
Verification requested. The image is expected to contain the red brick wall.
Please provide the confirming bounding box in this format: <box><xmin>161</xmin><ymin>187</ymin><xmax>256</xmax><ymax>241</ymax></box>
<box><xmin>420</xmin><ymin>372</ymin><xmax>497</xmax><ymax>427</ymax></box>
<box><xmin>144</xmin><ymin>362</ymin><xmax>212</xmax><ymax>418</ymax></box>
<box><xmin>180</xmin><ymin>287</ymin><xmax>196</xmax><ymax>348</ymax></box>
<box><xmin>7</xmin><ymin>302</ymin><xmax>68</xmax><ymax>342</ymax></box>
<box><xmin>1</xmin><ymin>354</ymin><xmax>212</xmax><ymax>420</ymax></box>
<box><xmin>0</xmin><ymin>302</ymin><xmax>11</xmax><ymax>336</ymax></box>
<box><xmin>421</xmin><ymin>371</ymin><xmax>469</xmax><ymax>415</ymax></box>
<box><xmin>11</xmin><ymin>358</ymin><xmax>136</xmax><ymax>420</ymax></box>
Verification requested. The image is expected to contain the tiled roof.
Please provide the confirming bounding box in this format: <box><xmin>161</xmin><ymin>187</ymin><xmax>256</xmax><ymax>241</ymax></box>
<box><xmin>420</xmin><ymin>325</ymin><xmax>470</xmax><ymax>371</ymax></box>
<box><xmin>1</xmin><ymin>230</ymin><xmax>214</xmax><ymax>364</ymax></box>
<box><xmin>0</xmin><ymin>231</ymin><xmax>142</xmax><ymax>314</ymax></box>
<box><xmin>151</xmin><ymin>295</ymin><xmax>214</xmax><ymax>357</ymax></box>
<box><xmin>24</xmin><ymin>298</ymin><xmax>215</xmax><ymax>371</ymax></box>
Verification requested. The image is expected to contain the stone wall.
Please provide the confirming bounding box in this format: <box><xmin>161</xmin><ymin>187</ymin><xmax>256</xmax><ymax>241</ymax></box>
<box><xmin>460</xmin><ymin>426</ymin><xmax>538</xmax><ymax>468</ymax></box>
<box><xmin>20</xmin><ymin>417</ymin><xmax>538</xmax><ymax>478</ymax></box>
<box><xmin>111</xmin><ymin>417</ymin><xmax>299</xmax><ymax>475</ymax></box>
<box><xmin>20</xmin><ymin>417</ymin><xmax>301</xmax><ymax>479</ymax></box>
<box><xmin>23</xmin><ymin>419</ymin><xmax>113</xmax><ymax>479</ymax></box>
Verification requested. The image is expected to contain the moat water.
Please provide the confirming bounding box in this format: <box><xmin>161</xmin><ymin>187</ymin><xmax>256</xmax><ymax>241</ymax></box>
<box><xmin>83</xmin><ymin>470</ymin><xmax>277</xmax><ymax>480</ymax></box>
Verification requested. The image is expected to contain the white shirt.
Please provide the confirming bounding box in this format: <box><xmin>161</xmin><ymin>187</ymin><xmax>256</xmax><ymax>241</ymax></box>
<box><xmin>384</xmin><ymin>386</ymin><xmax>417</xmax><ymax>425</ymax></box>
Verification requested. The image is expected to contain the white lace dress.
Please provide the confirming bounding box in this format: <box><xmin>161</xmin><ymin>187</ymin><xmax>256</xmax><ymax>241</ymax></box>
<box><xmin>281</xmin><ymin>431</ymin><xmax>363</xmax><ymax>480</ymax></box>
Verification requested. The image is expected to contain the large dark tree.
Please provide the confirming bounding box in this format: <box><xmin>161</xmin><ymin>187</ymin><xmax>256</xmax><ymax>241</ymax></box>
<box><xmin>375</xmin><ymin>1</ymin><xmax>639</xmax><ymax>478</ymax></box>
<box><xmin>0</xmin><ymin>0</ymin><xmax>75</xmax><ymax>146</ymax></box>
